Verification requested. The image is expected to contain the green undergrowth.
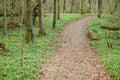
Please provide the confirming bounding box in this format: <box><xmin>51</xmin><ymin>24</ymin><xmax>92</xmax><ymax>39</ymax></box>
<box><xmin>0</xmin><ymin>13</ymin><xmax>82</xmax><ymax>80</ymax></box>
<box><xmin>88</xmin><ymin>13</ymin><xmax>120</xmax><ymax>80</ymax></box>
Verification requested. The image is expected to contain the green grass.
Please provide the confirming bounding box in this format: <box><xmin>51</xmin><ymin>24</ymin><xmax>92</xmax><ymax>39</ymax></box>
<box><xmin>88</xmin><ymin>13</ymin><xmax>120</xmax><ymax>80</ymax></box>
<box><xmin>0</xmin><ymin>13</ymin><xmax>82</xmax><ymax>80</ymax></box>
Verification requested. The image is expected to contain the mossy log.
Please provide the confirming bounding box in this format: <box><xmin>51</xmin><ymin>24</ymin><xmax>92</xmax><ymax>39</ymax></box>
<box><xmin>108</xmin><ymin>19</ymin><xmax>120</xmax><ymax>23</ymax></box>
<box><xmin>87</xmin><ymin>30</ymin><xmax>99</xmax><ymax>40</ymax></box>
<box><xmin>101</xmin><ymin>26</ymin><xmax>120</xmax><ymax>31</ymax></box>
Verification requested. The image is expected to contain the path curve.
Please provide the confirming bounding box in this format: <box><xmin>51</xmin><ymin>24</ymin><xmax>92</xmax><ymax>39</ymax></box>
<box><xmin>41</xmin><ymin>16</ymin><xmax>112</xmax><ymax>80</ymax></box>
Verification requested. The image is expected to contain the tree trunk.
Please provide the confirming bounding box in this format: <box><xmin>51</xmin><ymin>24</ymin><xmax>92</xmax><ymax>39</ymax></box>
<box><xmin>88</xmin><ymin>0</ymin><xmax>91</xmax><ymax>13</ymax></box>
<box><xmin>63</xmin><ymin>0</ymin><xmax>66</xmax><ymax>13</ymax></box>
<box><xmin>53</xmin><ymin>0</ymin><xmax>57</xmax><ymax>29</ymax></box>
<box><xmin>3</xmin><ymin>0</ymin><xmax>7</xmax><ymax>35</ymax></box>
<box><xmin>98</xmin><ymin>0</ymin><xmax>102</xmax><ymax>17</ymax></box>
<box><xmin>113</xmin><ymin>0</ymin><xmax>119</xmax><ymax>13</ymax></box>
<box><xmin>81</xmin><ymin>0</ymin><xmax>84</xmax><ymax>14</ymax></box>
<box><xmin>38</xmin><ymin>0</ymin><xmax>45</xmax><ymax>36</ymax></box>
<box><xmin>70</xmin><ymin>0</ymin><xmax>74</xmax><ymax>13</ymax></box>
<box><xmin>25</xmin><ymin>0</ymin><xmax>34</xmax><ymax>43</ymax></box>
<box><xmin>57</xmin><ymin>0</ymin><xmax>60</xmax><ymax>20</ymax></box>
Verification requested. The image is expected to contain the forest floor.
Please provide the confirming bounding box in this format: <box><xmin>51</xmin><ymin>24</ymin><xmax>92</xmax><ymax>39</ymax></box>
<box><xmin>41</xmin><ymin>16</ymin><xmax>112</xmax><ymax>80</ymax></box>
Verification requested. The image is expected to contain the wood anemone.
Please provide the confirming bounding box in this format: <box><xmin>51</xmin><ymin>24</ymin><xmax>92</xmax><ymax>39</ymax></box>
<box><xmin>101</xmin><ymin>26</ymin><xmax>120</xmax><ymax>31</ymax></box>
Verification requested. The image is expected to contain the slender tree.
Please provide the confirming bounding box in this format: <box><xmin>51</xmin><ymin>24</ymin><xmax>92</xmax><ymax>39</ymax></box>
<box><xmin>43</xmin><ymin>0</ymin><xmax>46</xmax><ymax>3</ymax></box>
<box><xmin>38</xmin><ymin>0</ymin><xmax>45</xmax><ymax>36</ymax></box>
<box><xmin>63</xmin><ymin>0</ymin><xmax>66</xmax><ymax>13</ymax></box>
<box><xmin>57</xmin><ymin>0</ymin><xmax>60</xmax><ymax>20</ymax></box>
<box><xmin>19</xmin><ymin>0</ymin><xmax>24</xmax><ymax>71</ymax></box>
<box><xmin>98</xmin><ymin>0</ymin><xmax>102</xmax><ymax>17</ymax></box>
<box><xmin>3</xmin><ymin>0</ymin><xmax>7</xmax><ymax>35</ymax></box>
<box><xmin>70</xmin><ymin>0</ymin><xmax>74</xmax><ymax>13</ymax></box>
<box><xmin>113</xmin><ymin>0</ymin><xmax>119</xmax><ymax>13</ymax></box>
<box><xmin>53</xmin><ymin>0</ymin><xmax>57</xmax><ymax>29</ymax></box>
<box><xmin>88</xmin><ymin>0</ymin><xmax>91</xmax><ymax>13</ymax></box>
<box><xmin>25</xmin><ymin>0</ymin><xmax>34</xmax><ymax>43</ymax></box>
<box><xmin>80</xmin><ymin>0</ymin><xmax>84</xmax><ymax>14</ymax></box>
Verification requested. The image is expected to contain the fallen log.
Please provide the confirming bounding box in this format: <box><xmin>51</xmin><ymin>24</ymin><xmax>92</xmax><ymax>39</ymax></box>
<box><xmin>0</xmin><ymin>42</ymin><xmax>11</xmax><ymax>56</ymax></box>
<box><xmin>101</xmin><ymin>26</ymin><xmax>120</xmax><ymax>31</ymax></box>
<box><xmin>0</xmin><ymin>42</ymin><xmax>6</xmax><ymax>52</ymax></box>
<box><xmin>87</xmin><ymin>30</ymin><xmax>99</xmax><ymax>40</ymax></box>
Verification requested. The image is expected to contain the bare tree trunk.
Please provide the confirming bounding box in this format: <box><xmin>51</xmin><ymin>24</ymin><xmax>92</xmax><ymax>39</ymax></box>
<box><xmin>18</xmin><ymin>0</ymin><xmax>24</xmax><ymax>70</ymax></box>
<box><xmin>70</xmin><ymin>0</ymin><xmax>74</xmax><ymax>13</ymax></box>
<box><xmin>10</xmin><ymin>0</ymin><xmax>14</xmax><ymax>22</ymax></box>
<box><xmin>3</xmin><ymin>0</ymin><xmax>7</xmax><ymax>35</ymax></box>
<box><xmin>98</xmin><ymin>0</ymin><xmax>102</xmax><ymax>17</ymax></box>
<box><xmin>88</xmin><ymin>0</ymin><xmax>91</xmax><ymax>13</ymax></box>
<box><xmin>81</xmin><ymin>0</ymin><xmax>84</xmax><ymax>14</ymax></box>
<box><xmin>43</xmin><ymin>0</ymin><xmax>46</xmax><ymax>3</ymax></box>
<box><xmin>113</xmin><ymin>0</ymin><xmax>119</xmax><ymax>13</ymax></box>
<box><xmin>25</xmin><ymin>0</ymin><xmax>34</xmax><ymax>43</ymax></box>
<box><xmin>53</xmin><ymin>0</ymin><xmax>57</xmax><ymax>29</ymax></box>
<box><xmin>57</xmin><ymin>0</ymin><xmax>60</xmax><ymax>20</ymax></box>
<box><xmin>63</xmin><ymin>0</ymin><xmax>66</xmax><ymax>13</ymax></box>
<box><xmin>38</xmin><ymin>0</ymin><xmax>45</xmax><ymax>36</ymax></box>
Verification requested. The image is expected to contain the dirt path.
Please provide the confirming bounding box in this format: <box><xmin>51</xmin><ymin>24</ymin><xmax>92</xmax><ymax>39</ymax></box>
<box><xmin>41</xmin><ymin>16</ymin><xmax>112</xmax><ymax>80</ymax></box>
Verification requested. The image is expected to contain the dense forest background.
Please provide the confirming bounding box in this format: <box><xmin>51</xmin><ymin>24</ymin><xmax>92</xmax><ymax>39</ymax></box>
<box><xmin>0</xmin><ymin>0</ymin><xmax>120</xmax><ymax>13</ymax></box>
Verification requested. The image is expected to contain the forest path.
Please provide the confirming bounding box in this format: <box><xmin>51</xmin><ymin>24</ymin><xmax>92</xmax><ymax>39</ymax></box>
<box><xmin>41</xmin><ymin>16</ymin><xmax>112</xmax><ymax>80</ymax></box>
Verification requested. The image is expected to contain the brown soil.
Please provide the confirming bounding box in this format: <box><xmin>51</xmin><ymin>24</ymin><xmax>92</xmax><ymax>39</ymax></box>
<box><xmin>41</xmin><ymin>16</ymin><xmax>112</xmax><ymax>80</ymax></box>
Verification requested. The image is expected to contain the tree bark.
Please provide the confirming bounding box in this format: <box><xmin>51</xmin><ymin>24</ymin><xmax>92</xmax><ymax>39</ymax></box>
<box><xmin>81</xmin><ymin>0</ymin><xmax>84</xmax><ymax>14</ymax></box>
<box><xmin>25</xmin><ymin>0</ymin><xmax>34</xmax><ymax>43</ymax></box>
<box><xmin>70</xmin><ymin>0</ymin><xmax>74</xmax><ymax>13</ymax></box>
<box><xmin>57</xmin><ymin>0</ymin><xmax>60</xmax><ymax>20</ymax></box>
<box><xmin>38</xmin><ymin>0</ymin><xmax>45</xmax><ymax>36</ymax></box>
<box><xmin>63</xmin><ymin>0</ymin><xmax>66</xmax><ymax>13</ymax></box>
<box><xmin>3</xmin><ymin>0</ymin><xmax>7</xmax><ymax>35</ymax></box>
<box><xmin>98</xmin><ymin>0</ymin><xmax>102</xmax><ymax>17</ymax></box>
<box><xmin>53</xmin><ymin>0</ymin><xmax>57</xmax><ymax>29</ymax></box>
<box><xmin>113</xmin><ymin>0</ymin><xmax>119</xmax><ymax>13</ymax></box>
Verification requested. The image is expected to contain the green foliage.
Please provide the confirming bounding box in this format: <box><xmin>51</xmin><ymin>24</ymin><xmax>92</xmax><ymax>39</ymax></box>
<box><xmin>88</xmin><ymin>13</ymin><xmax>120</xmax><ymax>80</ymax></box>
<box><xmin>0</xmin><ymin>13</ymin><xmax>82</xmax><ymax>80</ymax></box>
